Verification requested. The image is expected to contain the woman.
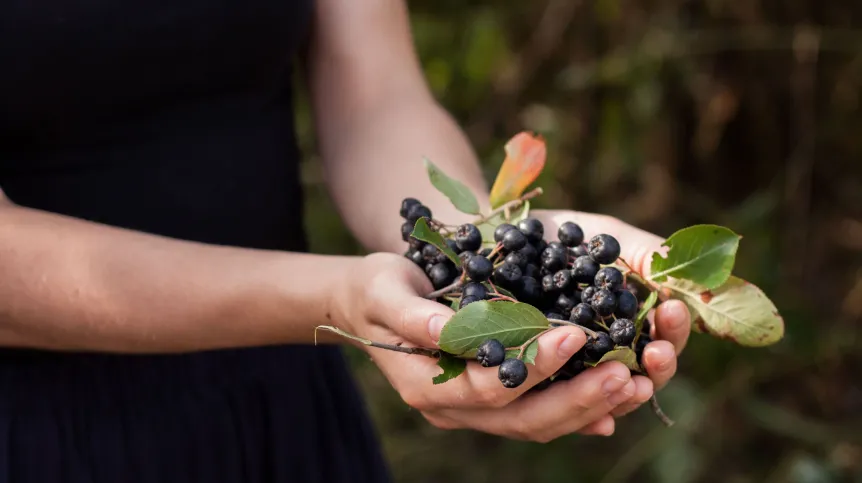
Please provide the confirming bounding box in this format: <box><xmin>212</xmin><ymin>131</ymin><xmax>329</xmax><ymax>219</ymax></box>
<box><xmin>0</xmin><ymin>0</ymin><xmax>691</xmax><ymax>481</ymax></box>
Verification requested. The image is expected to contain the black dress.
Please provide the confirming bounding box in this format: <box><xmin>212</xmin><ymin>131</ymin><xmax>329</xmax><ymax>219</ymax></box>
<box><xmin>0</xmin><ymin>1</ymin><xmax>391</xmax><ymax>482</ymax></box>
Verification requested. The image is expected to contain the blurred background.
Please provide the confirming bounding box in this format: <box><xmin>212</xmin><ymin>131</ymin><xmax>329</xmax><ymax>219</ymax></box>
<box><xmin>297</xmin><ymin>1</ymin><xmax>862</xmax><ymax>482</ymax></box>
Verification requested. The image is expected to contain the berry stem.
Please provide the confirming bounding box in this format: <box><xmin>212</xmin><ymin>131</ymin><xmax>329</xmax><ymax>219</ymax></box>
<box><xmin>473</xmin><ymin>188</ymin><xmax>544</xmax><ymax>225</ymax></box>
<box><xmin>487</xmin><ymin>242</ymin><xmax>504</xmax><ymax>259</ymax></box>
<box><xmin>314</xmin><ymin>325</ymin><xmax>441</xmax><ymax>358</ymax></box>
<box><xmin>488</xmin><ymin>295</ymin><xmax>518</xmax><ymax>303</ymax></box>
<box><xmin>517</xmin><ymin>330</ymin><xmax>548</xmax><ymax>360</ymax></box>
<box><xmin>546</xmin><ymin>319</ymin><xmax>599</xmax><ymax>338</ymax></box>
<box><xmin>425</xmin><ymin>280</ymin><xmax>463</xmax><ymax>299</ymax></box>
<box><xmin>649</xmin><ymin>394</ymin><xmax>675</xmax><ymax>427</ymax></box>
<box><xmin>616</xmin><ymin>256</ymin><xmax>636</xmax><ymax>274</ymax></box>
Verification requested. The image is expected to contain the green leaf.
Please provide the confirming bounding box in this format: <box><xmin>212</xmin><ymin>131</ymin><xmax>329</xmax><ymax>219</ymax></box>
<box><xmin>424</xmin><ymin>158</ymin><xmax>481</xmax><ymax>215</ymax></box>
<box><xmin>665</xmin><ymin>276</ymin><xmax>784</xmax><ymax>347</ymax></box>
<box><xmin>438</xmin><ymin>300</ymin><xmax>549</xmax><ymax>357</ymax></box>
<box><xmin>633</xmin><ymin>290</ymin><xmax>658</xmax><ymax>339</ymax></box>
<box><xmin>594</xmin><ymin>347</ymin><xmax>641</xmax><ymax>372</ymax></box>
<box><xmin>505</xmin><ymin>338</ymin><xmax>540</xmax><ymax>365</ymax></box>
<box><xmin>477</xmin><ymin>201</ymin><xmax>531</xmax><ymax>247</ymax></box>
<box><xmin>650</xmin><ymin>224</ymin><xmax>741</xmax><ymax>290</ymax></box>
<box><xmin>432</xmin><ymin>353</ymin><xmax>467</xmax><ymax>384</ymax></box>
<box><xmin>450</xmin><ymin>298</ymin><xmax>460</xmax><ymax>311</ymax></box>
<box><xmin>410</xmin><ymin>217</ymin><xmax>460</xmax><ymax>266</ymax></box>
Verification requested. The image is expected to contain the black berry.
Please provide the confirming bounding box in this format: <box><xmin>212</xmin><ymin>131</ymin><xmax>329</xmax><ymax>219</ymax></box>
<box><xmin>572</xmin><ymin>256</ymin><xmax>600</xmax><ymax>284</ymax></box>
<box><xmin>564</xmin><ymin>356</ymin><xmax>586</xmax><ymax>377</ymax></box>
<box><xmin>533</xmin><ymin>239</ymin><xmax>548</xmax><ymax>256</ymax></box>
<box><xmin>545</xmin><ymin>311</ymin><xmax>565</xmax><ymax>322</ymax></box>
<box><xmin>493</xmin><ymin>262</ymin><xmax>523</xmax><ymax>288</ymax></box>
<box><xmin>594</xmin><ymin>267</ymin><xmax>624</xmax><ymax>292</ymax></box>
<box><xmin>523</xmin><ymin>264</ymin><xmax>540</xmax><ymax>279</ymax></box>
<box><xmin>462</xmin><ymin>282</ymin><xmax>488</xmax><ymax>300</ymax></box>
<box><xmin>517</xmin><ymin>243</ymin><xmax>538</xmax><ymax>263</ymax></box>
<box><xmin>557</xmin><ymin>222</ymin><xmax>585</xmax><ymax>247</ymax></box>
<box><xmin>408</xmin><ymin>249</ymin><xmax>424</xmax><ymax>266</ymax></box>
<box><xmin>445</xmin><ymin>239</ymin><xmax>461</xmax><ymax>254</ymax></box>
<box><xmin>609</xmin><ymin>318</ymin><xmax>636</xmax><ymax>346</ymax></box>
<box><xmin>541</xmin><ymin>246</ymin><xmax>567</xmax><ymax>272</ymax></box>
<box><xmin>541</xmin><ymin>274</ymin><xmax>557</xmax><ymax>293</ymax></box>
<box><xmin>585</xmin><ymin>332</ymin><xmax>614</xmax><ymax>360</ymax></box>
<box><xmin>641</xmin><ymin>319</ymin><xmax>652</xmax><ymax>335</ymax></box>
<box><xmin>429</xmin><ymin>263</ymin><xmax>453</xmax><ymax>289</ymax></box>
<box><xmin>400</xmin><ymin>198</ymin><xmax>421</xmax><ymax>218</ymax></box>
<box><xmin>479</xmin><ymin>247</ymin><xmax>493</xmax><ymax>257</ymax></box>
<box><xmin>498</xmin><ymin>359</ymin><xmax>528</xmax><ymax>388</ymax></box>
<box><xmin>406</xmin><ymin>204</ymin><xmax>432</xmax><ymax>224</ymax></box>
<box><xmin>455</xmin><ymin>224</ymin><xmax>482</xmax><ymax>252</ymax></box>
<box><xmin>459</xmin><ymin>295</ymin><xmax>482</xmax><ymax>309</ymax></box>
<box><xmin>552</xmin><ymin>270</ymin><xmax>573</xmax><ymax>292</ymax></box>
<box><xmin>636</xmin><ymin>334</ymin><xmax>652</xmax><ymax>364</ymax></box>
<box><xmin>504</xmin><ymin>252</ymin><xmax>527</xmax><ymax>270</ymax></box>
<box><xmin>588</xmin><ymin>234</ymin><xmax>621</xmax><ymax>265</ymax></box>
<box><xmin>501</xmin><ymin>229</ymin><xmax>528</xmax><ymax>252</ymax></box>
<box><xmin>517</xmin><ymin>276</ymin><xmax>542</xmax><ymax>305</ymax></box>
<box><xmin>422</xmin><ymin>244</ymin><xmax>441</xmax><ymax>262</ymax></box>
<box><xmin>570</xmin><ymin>244</ymin><xmax>589</xmax><ymax>258</ymax></box>
<box><xmin>476</xmin><ymin>339</ymin><xmax>506</xmax><ymax>367</ymax></box>
<box><xmin>401</xmin><ymin>222</ymin><xmax>414</xmax><ymax>242</ymax></box>
<box><xmin>517</xmin><ymin>218</ymin><xmax>544</xmax><ymax>243</ymax></box>
<box><xmin>465</xmin><ymin>255</ymin><xmax>494</xmax><ymax>282</ymax></box>
<box><xmin>424</xmin><ymin>262</ymin><xmax>435</xmax><ymax>276</ymax></box>
<box><xmin>615</xmin><ymin>289</ymin><xmax>638</xmax><ymax>319</ymax></box>
<box><xmin>458</xmin><ymin>251</ymin><xmax>473</xmax><ymax>266</ymax></box>
<box><xmin>556</xmin><ymin>293</ymin><xmax>578</xmax><ymax>318</ymax></box>
<box><xmin>589</xmin><ymin>289</ymin><xmax>618</xmax><ymax>317</ymax></box>
<box><xmin>569</xmin><ymin>303</ymin><xmax>597</xmax><ymax>326</ymax></box>
<box><xmin>493</xmin><ymin>223</ymin><xmax>517</xmax><ymax>243</ymax></box>
<box><xmin>581</xmin><ymin>285</ymin><xmax>597</xmax><ymax>304</ymax></box>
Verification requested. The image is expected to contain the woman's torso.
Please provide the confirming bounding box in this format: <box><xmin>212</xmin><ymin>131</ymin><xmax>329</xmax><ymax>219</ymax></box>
<box><xmin>0</xmin><ymin>1</ymin><xmax>390</xmax><ymax>481</ymax></box>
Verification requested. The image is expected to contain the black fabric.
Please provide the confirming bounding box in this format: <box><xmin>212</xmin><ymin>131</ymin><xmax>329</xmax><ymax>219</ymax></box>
<box><xmin>0</xmin><ymin>1</ymin><xmax>391</xmax><ymax>481</ymax></box>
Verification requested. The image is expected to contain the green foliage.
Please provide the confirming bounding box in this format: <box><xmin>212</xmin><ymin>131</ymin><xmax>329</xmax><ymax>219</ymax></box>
<box><xmin>433</xmin><ymin>353</ymin><xmax>467</xmax><ymax>384</ymax></box>
<box><xmin>410</xmin><ymin>217</ymin><xmax>460</xmax><ymax>266</ymax></box>
<box><xmin>437</xmin><ymin>300</ymin><xmax>548</xmax><ymax>357</ymax></box>
<box><xmin>650</xmin><ymin>225</ymin><xmax>741</xmax><ymax>289</ymax></box>
<box><xmin>424</xmin><ymin>157</ymin><xmax>481</xmax><ymax>214</ymax></box>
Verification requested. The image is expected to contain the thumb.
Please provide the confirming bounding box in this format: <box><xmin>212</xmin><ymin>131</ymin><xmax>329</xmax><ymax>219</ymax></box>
<box><xmin>366</xmin><ymin>262</ymin><xmax>456</xmax><ymax>349</ymax></box>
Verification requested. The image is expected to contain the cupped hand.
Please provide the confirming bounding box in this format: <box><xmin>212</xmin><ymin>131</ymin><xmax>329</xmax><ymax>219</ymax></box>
<box><xmin>530</xmin><ymin>209</ymin><xmax>692</xmax><ymax>418</ymax></box>
<box><xmin>331</xmin><ymin>252</ymin><xmax>638</xmax><ymax>441</ymax></box>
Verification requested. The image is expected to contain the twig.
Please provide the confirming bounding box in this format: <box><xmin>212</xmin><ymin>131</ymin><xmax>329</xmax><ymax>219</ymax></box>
<box><xmin>425</xmin><ymin>280</ymin><xmax>463</xmax><ymax>299</ymax></box>
<box><xmin>517</xmin><ymin>330</ymin><xmax>549</xmax><ymax>360</ymax></box>
<box><xmin>473</xmin><ymin>188</ymin><xmax>544</xmax><ymax>225</ymax></box>
<box><xmin>315</xmin><ymin>326</ymin><xmax>441</xmax><ymax>358</ymax></box>
<box><xmin>649</xmin><ymin>394</ymin><xmax>675</xmax><ymax>427</ymax></box>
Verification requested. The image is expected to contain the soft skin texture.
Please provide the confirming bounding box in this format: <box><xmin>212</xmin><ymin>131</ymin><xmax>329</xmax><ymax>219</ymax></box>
<box><xmin>0</xmin><ymin>0</ymin><xmax>690</xmax><ymax>441</ymax></box>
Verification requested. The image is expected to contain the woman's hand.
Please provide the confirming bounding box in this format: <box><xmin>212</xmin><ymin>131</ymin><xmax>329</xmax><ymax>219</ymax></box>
<box><xmin>530</xmin><ymin>209</ymin><xmax>692</xmax><ymax>417</ymax></box>
<box><xmin>331</xmin><ymin>253</ymin><xmax>641</xmax><ymax>441</ymax></box>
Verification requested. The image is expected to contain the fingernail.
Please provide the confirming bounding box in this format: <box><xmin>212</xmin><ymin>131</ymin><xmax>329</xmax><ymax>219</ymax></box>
<box><xmin>602</xmin><ymin>376</ymin><xmax>628</xmax><ymax>396</ymax></box>
<box><xmin>428</xmin><ymin>315</ymin><xmax>447</xmax><ymax>342</ymax></box>
<box><xmin>557</xmin><ymin>334</ymin><xmax>581</xmax><ymax>359</ymax></box>
<box><xmin>607</xmin><ymin>380</ymin><xmax>636</xmax><ymax>405</ymax></box>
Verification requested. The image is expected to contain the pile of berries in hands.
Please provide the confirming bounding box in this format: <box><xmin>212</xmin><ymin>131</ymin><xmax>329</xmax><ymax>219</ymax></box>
<box><xmin>400</xmin><ymin>197</ymin><xmax>653</xmax><ymax>390</ymax></box>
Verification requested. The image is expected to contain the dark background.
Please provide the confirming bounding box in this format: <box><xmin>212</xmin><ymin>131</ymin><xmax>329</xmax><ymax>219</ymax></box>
<box><xmin>296</xmin><ymin>1</ymin><xmax>862</xmax><ymax>482</ymax></box>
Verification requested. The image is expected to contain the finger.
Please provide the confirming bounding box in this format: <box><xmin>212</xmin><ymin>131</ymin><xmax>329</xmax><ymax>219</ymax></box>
<box><xmin>578</xmin><ymin>414</ymin><xmax>616</xmax><ymax>436</ymax></box>
<box><xmin>653</xmin><ymin>300</ymin><xmax>691</xmax><ymax>355</ymax></box>
<box><xmin>641</xmin><ymin>340</ymin><xmax>677</xmax><ymax>390</ymax></box>
<box><xmin>438</xmin><ymin>361</ymin><xmax>635</xmax><ymax>442</ymax></box>
<box><xmin>610</xmin><ymin>375</ymin><xmax>653</xmax><ymax>418</ymax></box>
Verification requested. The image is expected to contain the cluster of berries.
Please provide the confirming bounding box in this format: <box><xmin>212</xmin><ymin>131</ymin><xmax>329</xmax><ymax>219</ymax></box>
<box><xmin>400</xmin><ymin>198</ymin><xmax>651</xmax><ymax>390</ymax></box>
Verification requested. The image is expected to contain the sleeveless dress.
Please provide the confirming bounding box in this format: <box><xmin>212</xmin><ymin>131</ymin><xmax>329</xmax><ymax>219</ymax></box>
<box><xmin>0</xmin><ymin>1</ymin><xmax>392</xmax><ymax>482</ymax></box>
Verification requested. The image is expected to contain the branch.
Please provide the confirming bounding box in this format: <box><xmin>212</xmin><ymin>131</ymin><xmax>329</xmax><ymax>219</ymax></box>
<box><xmin>315</xmin><ymin>326</ymin><xmax>441</xmax><ymax>358</ymax></box>
<box><xmin>474</xmin><ymin>188</ymin><xmax>544</xmax><ymax>225</ymax></box>
<box><xmin>425</xmin><ymin>280</ymin><xmax>463</xmax><ymax>299</ymax></box>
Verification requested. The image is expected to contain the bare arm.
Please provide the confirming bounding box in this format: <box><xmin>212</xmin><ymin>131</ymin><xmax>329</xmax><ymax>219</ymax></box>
<box><xmin>0</xmin><ymin>191</ymin><xmax>351</xmax><ymax>352</ymax></box>
<box><xmin>307</xmin><ymin>0</ymin><xmax>489</xmax><ymax>254</ymax></box>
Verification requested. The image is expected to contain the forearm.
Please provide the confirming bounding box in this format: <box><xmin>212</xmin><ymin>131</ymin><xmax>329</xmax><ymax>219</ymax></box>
<box><xmin>316</xmin><ymin>97</ymin><xmax>489</xmax><ymax>254</ymax></box>
<box><xmin>0</xmin><ymin>202</ymin><xmax>352</xmax><ymax>352</ymax></box>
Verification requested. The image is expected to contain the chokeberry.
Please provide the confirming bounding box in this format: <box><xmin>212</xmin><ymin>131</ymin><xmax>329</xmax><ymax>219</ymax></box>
<box><xmin>408</xmin><ymin>249</ymin><xmax>424</xmax><ymax>266</ymax></box>
<box><xmin>517</xmin><ymin>218</ymin><xmax>544</xmax><ymax>243</ymax></box>
<box><xmin>564</xmin><ymin>355</ymin><xmax>586</xmax><ymax>377</ymax></box>
<box><xmin>465</xmin><ymin>255</ymin><xmax>494</xmax><ymax>282</ymax></box>
<box><xmin>541</xmin><ymin>246</ymin><xmax>567</xmax><ymax>272</ymax></box>
<box><xmin>570</xmin><ymin>303</ymin><xmax>597</xmax><ymax>326</ymax></box>
<box><xmin>581</xmin><ymin>285</ymin><xmax>597</xmax><ymax>304</ymax></box>
<box><xmin>594</xmin><ymin>267</ymin><xmax>624</xmax><ymax>292</ymax></box>
<box><xmin>400</xmin><ymin>198</ymin><xmax>421</xmax><ymax>219</ymax></box>
<box><xmin>557</xmin><ymin>222</ymin><xmax>585</xmax><ymax>247</ymax></box>
<box><xmin>498</xmin><ymin>359</ymin><xmax>528</xmax><ymax>388</ymax></box>
<box><xmin>408</xmin><ymin>237</ymin><xmax>425</xmax><ymax>250</ymax></box>
<box><xmin>517</xmin><ymin>243</ymin><xmax>538</xmax><ymax>263</ymax></box>
<box><xmin>462</xmin><ymin>282</ymin><xmax>488</xmax><ymax>300</ymax></box>
<box><xmin>401</xmin><ymin>222</ymin><xmax>414</xmax><ymax>242</ymax></box>
<box><xmin>517</xmin><ymin>276</ymin><xmax>542</xmax><ymax>304</ymax></box>
<box><xmin>570</xmin><ymin>244</ymin><xmax>589</xmax><ymax>258</ymax></box>
<box><xmin>459</xmin><ymin>295</ymin><xmax>482</xmax><ymax>309</ymax></box>
<box><xmin>458</xmin><ymin>251</ymin><xmax>473</xmax><ymax>266</ymax></box>
<box><xmin>493</xmin><ymin>262</ymin><xmax>523</xmax><ymax>289</ymax></box>
<box><xmin>422</xmin><ymin>244</ymin><xmax>441</xmax><ymax>262</ymax></box>
<box><xmin>615</xmin><ymin>289</ymin><xmax>638</xmax><ymax>319</ymax></box>
<box><xmin>533</xmin><ymin>239</ymin><xmax>548</xmax><ymax>256</ymax></box>
<box><xmin>479</xmin><ymin>247</ymin><xmax>493</xmax><ymax>257</ymax></box>
<box><xmin>406</xmin><ymin>204</ymin><xmax>432</xmax><ymax>224</ymax></box>
<box><xmin>523</xmin><ymin>264</ymin><xmax>540</xmax><ymax>279</ymax></box>
<box><xmin>445</xmin><ymin>239</ymin><xmax>460</xmax><ymax>254</ymax></box>
<box><xmin>588</xmin><ymin>234</ymin><xmax>621</xmax><ymax>265</ymax></box>
<box><xmin>552</xmin><ymin>270</ymin><xmax>573</xmax><ymax>292</ymax></box>
<box><xmin>424</xmin><ymin>262</ymin><xmax>435</xmax><ymax>276</ymax></box>
<box><xmin>572</xmin><ymin>256</ymin><xmax>600</xmax><ymax>284</ymax></box>
<box><xmin>476</xmin><ymin>339</ymin><xmax>506</xmax><ymax>367</ymax></box>
<box><xmin>501</xmin><ymin>229</ymin><xmax>528</xmax><ymax>252</ymax></box>
<box><xmin>455</xmin><ymin>224</ymin><xmax>482</xmax><ymax>252</ymax></box>
<box><xmin>636</xmin><ymin>334</ymin><xmax>652</xmax><ymax>364</ymax></box>
<box><xmin>504</xmin><ymin>252</ymin><xmax>527</xmax><ymax>270</ymax></box>
<box><xmin>548</xmin><ymin>241</ymin><xmax>566</xmax><ymax>253</ymax></box>
<box><xmin>609</xmin><ymin>318</ymin><xmax>636</xmax><ymax>346</ymax></box>
<box><xmin>541</xmin><ymin>274</ymin><xmax>557</xmax><ymax>293</ymax></box>
<box><xmin>545</xmin><ymin>311</ymin><xmax>565</xmax><ymax>322</ymax></box>
<box><xmin>585</xmin><ymin>332</ymin><xmax>614</xmax><ymax>360</ymax></box>
<box><xmin>493</xmin><ymin>223</ymin><xmax>517</xmax><ymax>243</ymax></box>
<box><xmin>589</xmin><ymin>289</ymin><xmax>618</xmax><ymax>317</ymax></box>
<box><xmin>556</xmin><ymin>293</ymin><xmax>578</xmax><ymax>318</ymax></box>
<box><xmin>641</xmin><ymin>319</ymin><xmax>652</xmax><ymax>335</ymax></box>
<box><xmin>428</xmin><ymin>263</ymin><xmax>453</xmax><ymax>289</ymax></box>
